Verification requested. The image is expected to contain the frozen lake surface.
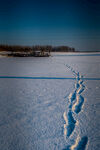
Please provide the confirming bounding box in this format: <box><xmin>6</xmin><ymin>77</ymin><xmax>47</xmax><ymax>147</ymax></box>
<box><xmin>0</xmin><ymin>53</ymin><xmax>100</xmax><ymax>150</ymax></box>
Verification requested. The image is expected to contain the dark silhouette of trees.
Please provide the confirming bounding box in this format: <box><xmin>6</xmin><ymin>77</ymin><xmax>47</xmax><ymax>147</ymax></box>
<box><xmin>0</xmin><ymin>45</ymin><xmax>75</xmax><ymax>53</ymax></box>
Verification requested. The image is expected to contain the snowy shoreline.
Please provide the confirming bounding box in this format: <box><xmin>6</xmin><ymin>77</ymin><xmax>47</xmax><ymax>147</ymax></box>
<box><xmin>0</xmin><ymin>51</ymin><xmax>100</xmax><ymax>58</ymax></box>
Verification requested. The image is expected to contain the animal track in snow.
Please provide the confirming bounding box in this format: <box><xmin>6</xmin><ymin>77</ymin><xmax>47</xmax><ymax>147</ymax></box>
<box><xmin>63</xmin><ymin>136</ymin><xmax>88</xmax><ymax>150</ymax></box>
<box><xmin>63</xmin><ymin>110</ymin><xmax>76</xmax><ymax>138</ymax></box>
<box><xmin>72</xmin><ymin>95</ymin><xmax>84</xmax><ymax>114</ymax></box>
<box><xmin>63</xmin><ymin>64</ymin><xmax>88</xmax><ymax>150</ymax></box>
<box><xmin>77</xmin><ymin>84</ymin><xmax>85</xmax><ymax>95</ymax></box>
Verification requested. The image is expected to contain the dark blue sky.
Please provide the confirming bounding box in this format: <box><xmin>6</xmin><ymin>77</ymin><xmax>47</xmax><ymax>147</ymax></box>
<box><xmin>0</xmin><ymin>0</ymin><xmax>100</xmax><ymax>51</ymax></box>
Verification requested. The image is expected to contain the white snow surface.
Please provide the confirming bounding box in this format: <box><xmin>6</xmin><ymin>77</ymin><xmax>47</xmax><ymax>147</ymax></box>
<box><xmin>0</xmin><ymin>52</ymin><xmax>100</xmax><ymax>150</ymax></box>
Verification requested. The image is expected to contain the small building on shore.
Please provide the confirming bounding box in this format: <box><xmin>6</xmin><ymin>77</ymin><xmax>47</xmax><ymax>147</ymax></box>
<box><xmin>34</xmin><ymin>51</ymin><xmax>50</xmax><ymax>57</ymax></box>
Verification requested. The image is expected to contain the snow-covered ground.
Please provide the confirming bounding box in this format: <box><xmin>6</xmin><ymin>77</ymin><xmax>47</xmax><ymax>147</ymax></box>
<box><xmin>0</xmin><ymin>53</ymin><xmax>100</xmax><ymax>150</ymax></box>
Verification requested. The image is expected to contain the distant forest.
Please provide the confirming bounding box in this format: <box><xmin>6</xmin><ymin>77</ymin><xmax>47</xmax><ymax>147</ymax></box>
<box><xmin>0</xmin><ymin>45</ymin><xmax>75</xmax><ymax>52</ymax></box>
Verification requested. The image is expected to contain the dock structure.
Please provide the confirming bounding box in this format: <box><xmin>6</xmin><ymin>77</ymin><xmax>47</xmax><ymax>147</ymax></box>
<box><xmin>34</xmin><ymin>51</ymin><xmax>50</xmax><ymax>57</ymax></box>
<box><xmin>7</xmin><ymin>49</ymin><xmax>50</xmax><ymax>57</ymax></box>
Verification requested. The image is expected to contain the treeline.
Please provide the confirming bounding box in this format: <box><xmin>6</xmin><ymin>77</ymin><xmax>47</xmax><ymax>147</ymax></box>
<box><xmin>52</xmin><ymin>46</ymin><xmax>75</xmax><ymax>52</ymax></box>
<box><xmin>0</xmin><ymin>45</ymin><xmax>75</xmax><ymax>52</ymax></box>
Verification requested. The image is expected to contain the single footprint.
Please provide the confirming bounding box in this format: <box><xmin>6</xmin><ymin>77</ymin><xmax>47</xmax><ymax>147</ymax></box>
<box><xmin>72</xmin><ymin>95</ymin><xmax>84</xmax><ymax>114</ymax></box>
<box><xmin>63</xmin><ymin>110</ymin><xmax>76</xmax><ymax>138</ymax></box>
<box><xmin>63</xmin><ymin>136</ymin><xmax>88</xmax><ymax>150</ymax></box>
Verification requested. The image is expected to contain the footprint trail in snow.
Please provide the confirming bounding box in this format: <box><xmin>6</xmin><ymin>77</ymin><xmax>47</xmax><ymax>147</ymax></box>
<box><xmin>63</xmin><ymin>65</ymin><xmax>88</xmax><ymax>150</ymax></box>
